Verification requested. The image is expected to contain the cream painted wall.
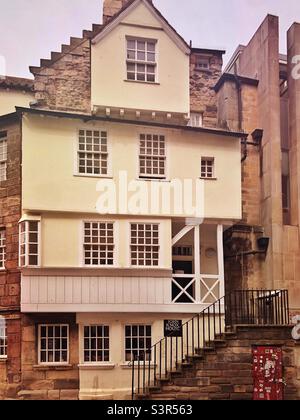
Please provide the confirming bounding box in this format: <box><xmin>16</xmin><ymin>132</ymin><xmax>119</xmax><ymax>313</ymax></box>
<box><xmin>0</xmin><ymin>89</ymin><xmax>33</xmax><ymax>116</ymax></box>
<box><xmin>22</xmin><ymin>115</ymin><xmax>242</xmax><ymax>221</ymax></box>
<box><xmin>91</xmin><ymin>1</ymin><xmax>190</xmax><ymax>114</ymax></box>
<box><xmin>77</xmin><ymin>312</ymin><xmax>203</xmax><ymax>400</ymax></box>
<box><xmin>41</xmin><ymin>213</ymin><xmax>172</xmax><ymax>268</ymax></box>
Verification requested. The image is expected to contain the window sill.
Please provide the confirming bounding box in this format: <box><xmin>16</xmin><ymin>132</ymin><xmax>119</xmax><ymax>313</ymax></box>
<box><xmin>136</xmin><ymin>178</ymin><xmax>170</xmax><ymax>183</ymax></box>
<box><xmin>74</xmin><ymin>174</ymin><xmax>113</xmax><ymax>180</ymax></box>
<box><xmin>120</xmin><ymin>362</ymin><xmax>156</xmax><ymax>370</ymax></box>
<box><xmin>33</xmin><ymin>364</ymin><xmax>73</xmax><ymax>371</ymax></box>
<box><xmin>199</xmin><ymin>177</ymin><xmax>218</xmax><ymax>181</ymax></box>
<box><xmin>78</xmin><ymin>363</ymin><xmax>115</xmax><ymax>371</ymax></box>
<box><xmin>0</xmin><ymin>357</ymin><xmax>7</xmax><ymax>363</ymax></box>
<box><xmin>124</xmin><ymin>79</ymin><xmax>160</xmax><ymax>86</ymax></box>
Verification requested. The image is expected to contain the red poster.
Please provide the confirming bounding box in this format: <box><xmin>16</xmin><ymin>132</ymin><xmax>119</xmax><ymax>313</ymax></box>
<box><xmin>253</xmin><ymin>347</ymin><xmax>283</xmax><ymax>401</ymax></box>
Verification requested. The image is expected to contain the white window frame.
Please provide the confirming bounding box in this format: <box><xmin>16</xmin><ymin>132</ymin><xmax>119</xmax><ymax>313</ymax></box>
<box><xmin>0</xmin><ymin>229</ymin><xmax>5</xmax><ymax>271</ymax></box>
<box><xmin>124</xmin><ymin>324</ymin><xmax>152</xmax><ymax>362</ymax></box>
<box><xmin>139</xmin><ymin>134</ymin><xmax>166</xmax><ymax>179</ymax></box>
<box><xmin>77</xmin><ymin>129</ymin><xmax>110</xmax><ymax>177</ymax></box>
<box><xmin>83</xmin><ymin>325</ymin><xmax>110</xmax><ymax>364</ymax></box>
<box><xmin>130</xmin><ymin>223</ymin><xmax>160</xmax><ymax>267</ymax></box>
<box><xmin>82</xmin><ymin>221</ymin><xmax>115</xmax><ymax>267</ymax></box>
<box><xmin>195</xmin><ymin>56</ymin><xmax>210</xmax><ymax>71</ymax></box>
<box><xmin>188</xmin><ymin>113</ymin><xmax>203</xmax><ymax>128</ymax></box>
<box><xmin>38</xmin><ymin>324</ymin><xmax>69</xmax><ymax>366</ymax></box>
<box><xmin>126</xmin><ymin>37</ymin><xmax>157</xmax><ymax>83</ymax></box>
<box><xmin>0</xmin><ymin>132</ymin><xmax>7</xmax><ymax>183</ymax></box>
<box><xmin>19</xmin><ymin>220</ymin><xmax>41</xmax><ymax>267</ymax></box>
<box><xmin>201</xmin><ymin>157</ymin><xmax>215</xmax><ymax>179</ymax></box>
<box><xmin>0</xmin><ymin>320</ymin><xmax>7</xmax><ymax>359</ymax></box>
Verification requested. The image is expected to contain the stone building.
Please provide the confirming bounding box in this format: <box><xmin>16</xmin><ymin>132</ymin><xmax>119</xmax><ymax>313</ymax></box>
<box><xmin>215</xmin><ymin>15</ymin><xmax>300</xmax><ymax>314</ymax></box>
<box><xmin>0</xmin><ymin>78</ymin><xmax>34</xmax><ymax>398</ymax></box>
<box><xmin>0</xmin><ymin>0</ymin><xmax>299</xmax><ymax>401</ymax></box>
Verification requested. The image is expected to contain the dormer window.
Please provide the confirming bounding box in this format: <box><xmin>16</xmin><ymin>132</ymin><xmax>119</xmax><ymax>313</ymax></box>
<box><xmin>126</xmin><ymin>38</ymin><xmax>156</xmax><ymax>83</ymax></box>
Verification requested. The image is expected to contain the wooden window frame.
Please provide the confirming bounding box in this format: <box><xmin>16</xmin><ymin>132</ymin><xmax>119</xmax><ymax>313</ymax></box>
<box><xmin>38</xmin><ymin>324</ymin><xmax>69</xmax><ymax>366</ymax></box>
<box><xmin>0</xmin><ymin>229</ymin><xmax>5</xmax><ymax>270</ymax></box>
<box><xmin>125</xmin><ymin>324</ymin><xmax>152</xmax><ymax>362</ymax></box>
<box><xmin>0</xmin><ymin>132</ymin><xmax>7</xmax><ymax>183</ymax></box>
<box><xmin>19</xmin><ymin>220</ymin><xmax>41</xmax><ymax>268</ymax></box>
<box><xmin>126</xmin><ymin>38</ymin><xmax>157</xmax><ymax>83</ymax></box>
<box><xmin>139</xmin><ymin>134</ymin><xmax>166</xmax><ymax>179</ymax></box>
<box><xmin>83</xmin><ymin>325</ymin><xmax>110</xmax><ymax>364</ymax></box>
<box><xmin>130</xmin><ymin>223</ymin><xmax>160</xmax><ymax>267</ymax></box>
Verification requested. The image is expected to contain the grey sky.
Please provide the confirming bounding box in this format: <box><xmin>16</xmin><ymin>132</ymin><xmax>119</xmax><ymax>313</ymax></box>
<box><xmin>1</xmin><ymin>0</ymin><xmax>300</xmax><ymax>79</ymax></box>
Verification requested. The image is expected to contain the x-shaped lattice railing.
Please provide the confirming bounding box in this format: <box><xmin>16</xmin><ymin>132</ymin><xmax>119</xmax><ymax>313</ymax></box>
<box><xmin>172</xmin><ymin>275</ymin><xmax>196</xmax><ymax>303</ymax></box>
<box><xmin>200</xmin><ymin>275</ymin><xmax>220</xmax><ymax>303</ymax></box>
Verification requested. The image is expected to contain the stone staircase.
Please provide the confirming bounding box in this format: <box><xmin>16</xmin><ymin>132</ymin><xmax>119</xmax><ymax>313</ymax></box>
<box><xmin>137</xmin><ymin>325</ymin><xmax>299</xmax><ymax>401</ymax></box>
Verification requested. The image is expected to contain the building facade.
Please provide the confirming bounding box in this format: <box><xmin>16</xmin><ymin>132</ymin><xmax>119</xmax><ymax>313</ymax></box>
<box><xmin>0</xmin><ymin>0</ymin><xmax>299</xmax><ymax>401</ymax></box>
<box><xmin>0</xmin><ymin>77</ymin><xmax>34</xmax><ymax>398</ymax></box>
<box><xmin>18</xmin><ymin>0</ymin><xmax>243</xmax><ymax>400</ymax></box>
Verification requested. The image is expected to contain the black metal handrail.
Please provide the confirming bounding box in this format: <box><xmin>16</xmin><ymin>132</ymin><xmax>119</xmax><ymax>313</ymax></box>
<box><xmin>131</xmin><ymin>289</ymin><xmax>289</xmax><ymax>399</ymax></box>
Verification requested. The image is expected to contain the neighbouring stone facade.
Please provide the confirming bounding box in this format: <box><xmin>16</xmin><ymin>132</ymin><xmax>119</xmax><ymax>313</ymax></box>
<box><xmin>19</xmin><ymin>314</ymin><xmax>79</xmax><ymax>401</ymax></box>
<box><xmin>0</xmin><ymin>117</ymin><xmax>22</xmax><ymax>399</ymax></box>
<box><xmin>216</xmin><ymin>16</ymin><xmax>300</xmax><ymax>311</ymax></box>
<box><xmin>190</xmin><ymin>50</ymin><xmax>223</xmax><ymax>128</ymax></box>
<box><xmin>145</xmin><ymin>326</ymin><xmax>300</xmax><ymax>400</ymax></box>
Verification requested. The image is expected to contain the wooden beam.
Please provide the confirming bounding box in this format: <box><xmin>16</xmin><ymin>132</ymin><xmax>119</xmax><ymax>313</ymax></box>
<box><xmin>172</xmin><ymin>225</ymin><xmax>194</xmax><ymax>246</ymax></box>
<box><xmin>217</xmin><ymin>225</ymin><xmax>225</xmax><ymax>297</ymax></box>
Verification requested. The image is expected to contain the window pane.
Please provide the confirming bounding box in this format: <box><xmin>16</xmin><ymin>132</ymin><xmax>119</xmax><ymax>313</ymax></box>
<box><xmin>39</xmin><ymin>325</ymin><xmax>69</xmax><ymax>364</ymax></box>
<box><xmin>83</xmin><ymin>325</ymin><xmax>109</xmax><ymax>363</ymax></box>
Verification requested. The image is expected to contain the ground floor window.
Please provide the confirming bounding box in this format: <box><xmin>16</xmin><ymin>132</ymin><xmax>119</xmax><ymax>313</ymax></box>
<box><xmin>125</xmin><ymin>325</ymin><xmax>152</xmax><ymax>362</ymax></box>
<box><xmin>84</xmin><ymin>325</ymin><xmax>110</xmax><ymax>363</ymax></box>
<box><xmin>38</xmin><ymin>324</ymin><xmax>69</xmax><ymax>365</ymax></box>
<box><xmin>0</xmin><ymin>319</ymin><xmax>7</xmax><ymax>358</ymax></box>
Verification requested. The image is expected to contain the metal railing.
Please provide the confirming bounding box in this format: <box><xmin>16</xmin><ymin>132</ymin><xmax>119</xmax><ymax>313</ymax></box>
<box><xmin>131</xmin><ymin>289</ymin><xmax>289</xmax><ymax>399</ymax></box>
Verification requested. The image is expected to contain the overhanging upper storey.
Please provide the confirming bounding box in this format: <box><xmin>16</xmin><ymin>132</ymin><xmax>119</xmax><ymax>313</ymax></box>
<box><xmin>91</xmin><ymin>0</ymin><xmax>191</xmax><ymax>118</ymax></box>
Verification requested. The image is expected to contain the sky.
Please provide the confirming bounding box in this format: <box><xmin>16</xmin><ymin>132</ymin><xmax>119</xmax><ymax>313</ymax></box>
<box><xmin>0</xmin><ymin>0</ymin><xmax>300</xmax><ymax>79</ymax></box>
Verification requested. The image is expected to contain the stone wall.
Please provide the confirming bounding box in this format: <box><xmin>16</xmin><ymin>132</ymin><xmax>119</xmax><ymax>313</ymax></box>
<box><xmin>190</xmin><ymin>51</ymin><xmax>223</xmax><ymax>128</ymax></box>
<box><xmin>0</xmin><ymin>118</ymin><xmax>22</xmax><ymax>399</ymax></box>
<box><xmin>147</xmin><ymin>326</ymin><xmax>299</xmax><ymax>400</ymax></box>
<box><xmin>19</xmin><ymin>314</ymin><xmax>79</xmax><ymax>400</ymax></box>
<box><xmin>103</xmin><ymin>0</ymin><xmax>132</xmax><ymax>24</ymax></box>
<box><xmin>31</xmin><ymin>38</ymin><xmax>91</xmax><ymax>114</ymax></box>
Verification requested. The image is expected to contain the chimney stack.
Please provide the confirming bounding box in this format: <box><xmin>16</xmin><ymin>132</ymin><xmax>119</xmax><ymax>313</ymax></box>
<box><xmin>103</xmin><ymin>0</ymin><xmax>131</xmax><ymax>24</ymax></box>
<box><xmin>102</xmin><ymin>0</ymin><xmax>153</xmax><ymax>24</ymax></box>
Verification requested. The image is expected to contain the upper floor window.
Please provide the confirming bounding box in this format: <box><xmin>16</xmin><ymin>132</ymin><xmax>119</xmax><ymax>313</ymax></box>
<box><xmin>0</xmin><ymin>132</ymin><xmax>7</xmax><ymax>182</ymax></box>
<box><xmin>19</xmin><ymin>220</ymin><xmax>40</xmax><ymax>267</ymax></box>
<box><xmin>195</xmin><ymin>56</ymin><xmax>210</xmax><ymax>71</ymax></box>
<box><xmin>38</xmin><ymin>324</ymin><xmax>69</xmax><ymax>365</ymax></box>
<box><xmin>0</xmin><ymin>319</ymin><xmax>7</xmax><ymax>359</ymax></box>
<box><xmin>84</xmin><ymin>325</ymin><xmax>110</xmax><ymax>363</ymax></box>
<box><xmin>126</xmin><ymin>38</ymin><xmax>156</xmax><ymax>83</ymax></box>
<box><xmin>0</xmin><ymin>229</ymin><xmax>6</xmax><ymax>270</ymax></box>
<box><xmin>83</xmin><ymin>222</ymin><xmax>114</xmax><ymax>266</ymax></box>
<box><xmin>188</xmin><ymin>113</ymin><xmax>203</xmax><ymax>128</ymax></box>
<box><xmin>78</xmin><ymin>130</ymin><xmax>108</xmax><ymax>176</ymax></box>
<box><xmin>201</xmin><ymin>157</ymin><xmax>215</xmax><ymax>179</ymax></box>
<box><xmin>130</xmin><ymin>223</ymin><xmax>159</xmax><ymax>267</ymax></box>
<box><xmin>139</xmin><ymin>134</ymin><xmax>166</xmax><ymax>179</ymax></box>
